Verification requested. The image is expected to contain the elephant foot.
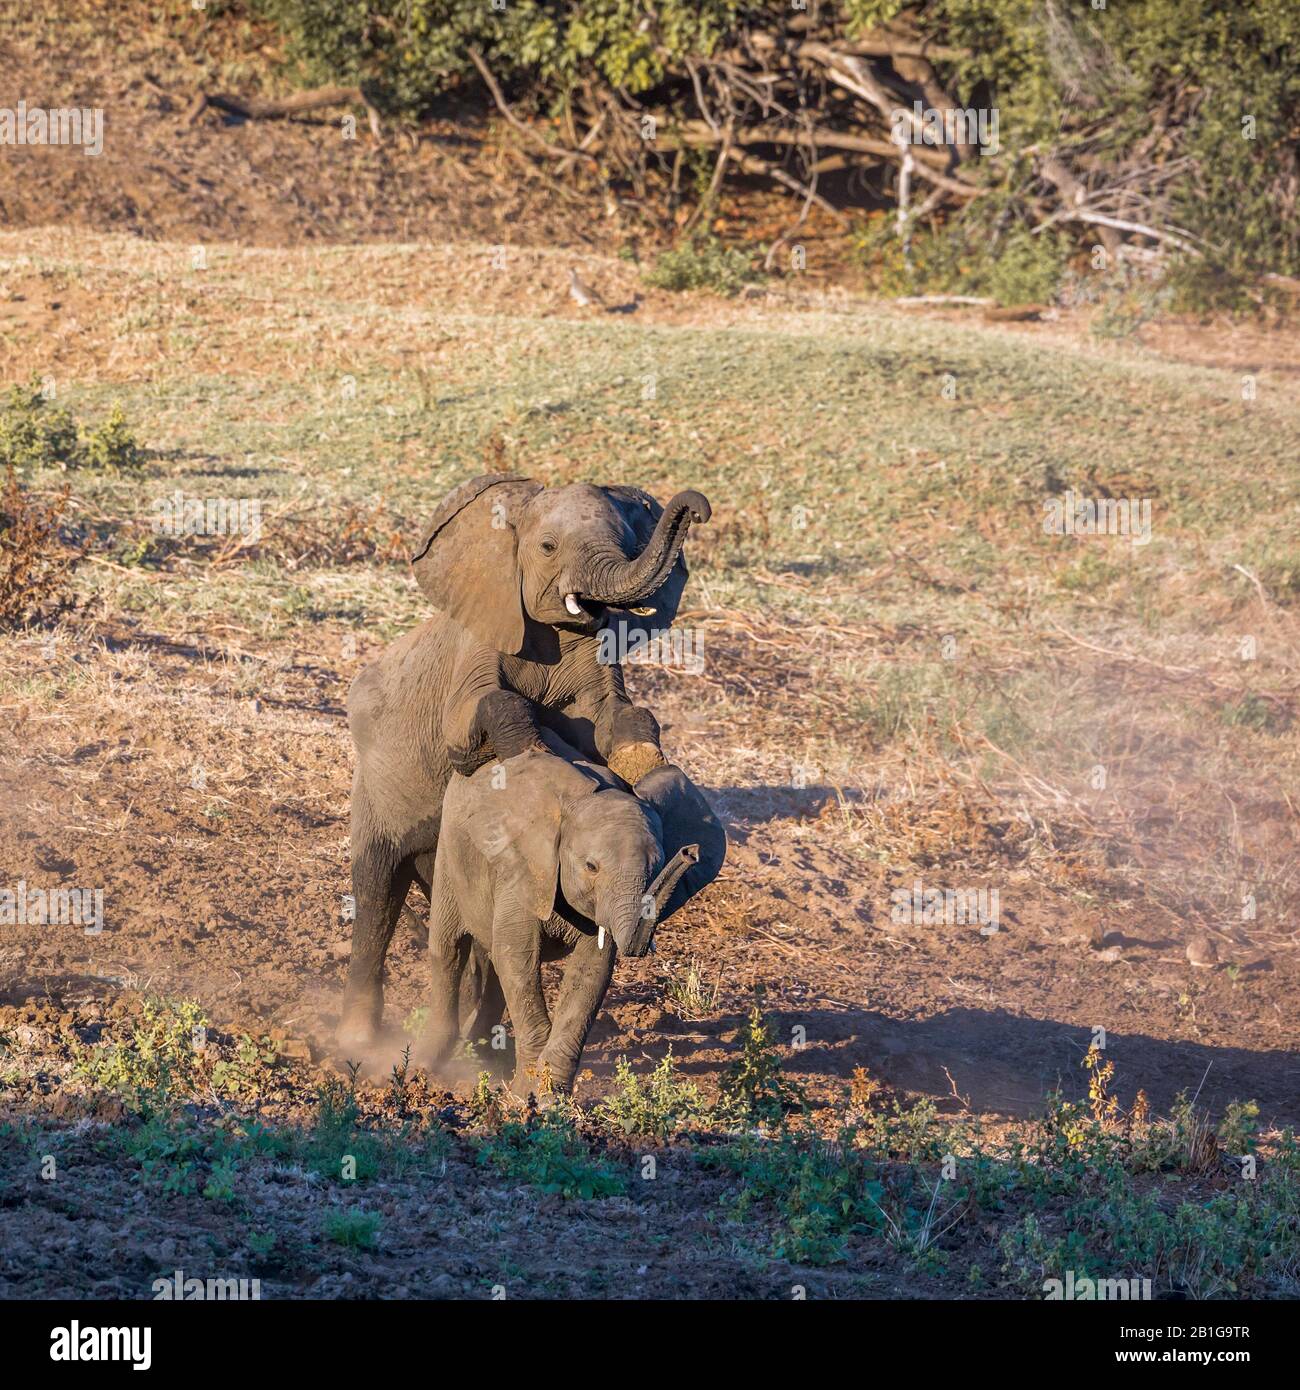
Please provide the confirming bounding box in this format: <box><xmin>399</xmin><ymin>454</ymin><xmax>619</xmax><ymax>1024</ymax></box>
<box><xmin>607</xmin><ymin>740</ymin><xmax>666</xmax><ymax>786</ymax></box>
<box><xmin>535</xmin><ymin>1053</ymin><xmax>579</xmax><ymax>1098</ymax></box>
<box><xmin>509</xmin><ymin>1059</ymin><xmax>564</xmax><ymax>1100</ymax></box>
<box><xmin>337</xmin><ymin>991</ymin><xmax>382</xmax><ymax>1056</ymax></box>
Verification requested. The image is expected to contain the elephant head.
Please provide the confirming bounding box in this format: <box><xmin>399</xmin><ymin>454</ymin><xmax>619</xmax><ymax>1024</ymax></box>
<box><xmin>555</xmin><ymin>789</ymin><xmax>699</xmax><ymax>957</ymax></box>
<box><xmin>463</xmin><ymin>752</ymin><xmax>700</xmax><ymax>958</ymax></box>
<box><xmin>410</xmin><ymin>474</ymin><xmax>711</xmax><ymax>656</ymax></box>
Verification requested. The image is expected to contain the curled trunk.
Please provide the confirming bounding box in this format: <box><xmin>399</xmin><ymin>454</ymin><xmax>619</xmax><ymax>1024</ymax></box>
<box><xmin>582</xmin><ymin>490</ymin><xmax>711</xmax><ymax>605</ymax></box>
<box><xmin>649</xmin><ymin>843</ymin><xmax>700</xmax><ymax>918</ymax></box>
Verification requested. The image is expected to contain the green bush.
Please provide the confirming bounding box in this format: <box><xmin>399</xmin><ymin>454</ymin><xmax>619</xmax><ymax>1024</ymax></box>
<box><xmin>0</xmin><ymin>380</ymin><xmax>78</xmax><ymax>471</ymax></box>
<box><xmin>0</xmin><ymin>378</ymin><xmax>144</xmax><ymax>473</ymax></box>
<box><xmin>597</xmin><ymin>1050</ymin><xmax>708</xmax><ymax>1138</ymax></box>
<box><xmin>477</xmin><ymin>1113</ymin><xmax>626</xmax><ymax>1199</ymax></box>
<box><xmin>717</xmin><ymin>1002</ymin><xmax>806</xmax><ymax>1126</ymax></box>
<box><xmin>644</xmin><ymin>235</ymin><xmax>759</xmax><ymax>296</ymax></box>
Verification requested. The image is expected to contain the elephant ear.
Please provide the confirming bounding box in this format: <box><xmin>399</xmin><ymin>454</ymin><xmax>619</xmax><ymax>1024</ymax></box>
<box><xmin>410</xmin><ymin>474</ymin><xmax>541</xmax><ymax>654</ymax></box>
<box><xmin>463</xmin><ymin>750</ymin><xmax>590</xmax><ymax>923</ymax></box>
<box><xmin>634</xmin><ymin>765</ymin><xmax>727</xmax><ymax>923</ymax></box>
<box><xmin>603</xmin><ymin>485</ymin><xmax>690</xmax><ymax>635</ymax></box>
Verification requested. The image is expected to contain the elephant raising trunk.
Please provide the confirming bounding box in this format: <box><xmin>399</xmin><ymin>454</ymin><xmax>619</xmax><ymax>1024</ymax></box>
<box><xmin>615</xmin><ymin>843</ymin><xmax>700</xmax><ymax>958</ymax></box>
<box><xmin>580</xmin><ymin>490</ymin><xmax>712</xmax><ymax>606</ymax></box>
<box><xmin>650</xmin><ymin>843</ymin><xmax>700</xmax><ymax>917</ymax></box>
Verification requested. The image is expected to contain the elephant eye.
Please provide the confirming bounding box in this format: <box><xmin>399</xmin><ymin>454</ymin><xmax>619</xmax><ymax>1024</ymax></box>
<box><xmin>540</xmin><ymin>538</ymin><xmax>557</xmax><ymax>555</ymax></box>
<box><xmin>584</xmin><ymin>859</ymin><xmax>599</xmax><ymax>873</ymax></box>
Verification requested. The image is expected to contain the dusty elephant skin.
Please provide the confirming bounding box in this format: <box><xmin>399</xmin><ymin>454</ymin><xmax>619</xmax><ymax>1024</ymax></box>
<box><xmin>340</xmin><ymin>474</ymin><xmax>723</xmax><ymax>1051</ymax></box>
<box><xmin>421</xmin><ymin>742</ymin><xmax>707</xmax><ymax>1094</ymax></box>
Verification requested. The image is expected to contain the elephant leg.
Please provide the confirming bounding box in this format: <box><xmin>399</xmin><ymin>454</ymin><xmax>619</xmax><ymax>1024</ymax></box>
<box><xmin>448</xmin><ymin>688</ymin><xmax>546</xmax><ymax>776</ymax></box>
<box><xmin>492</xmin><ymin>938</ymin><xmax>552</xmax><ymax>1097</ymax></box>
<box><xmin>420</xmin><ymin>896</ymin><xmax>463</xmax><ymax>1070</ymax></box>
<box><xmin>339</xmin><ymin>840</ymin><xmax>414</xmax><ymax>1053</ymax></box>
<box><xmin>462</xmin><ymin>943</ymin><xmax>507</xmax><ymax>1048</ymax></box>
<box><xmin>538</xmin><ymin>931</ymin><xmax>616</xmax><ymax>1093</ymax></box>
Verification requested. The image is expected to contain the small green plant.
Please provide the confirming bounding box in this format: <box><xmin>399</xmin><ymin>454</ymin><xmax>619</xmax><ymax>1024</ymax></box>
<box><xmin>0</xmin><ymin>379</ymin><xmax>78</xmax><ymax>471</ymax></box>
<box><xmin>0</xmin><ymin>377</ymin><xmax>143</xmax><ymax>472</ymax></box>
<box><xmin>80</xmin><ymin>403</ymin><xmax>144</xmax><ymax>472</ymax></box>
<box><xmin>76</xmin><ymin>996</ymin><xmax>210</xmax><ymax>1113</ymax></box>
<box><xmin>663</xmin><ymin>958</ymin><xmax>719</xmax><ymax>1020</ymax></box>
<box><xmin>323</xmin><ymin>1206</ymin><xmax>382</xmax><ymax>1249</ymax></box>
<box><xmin>717</xmin><ymin>1001</ymin><xmax>805</xmax><ymax>1126</ymax></box>
<box><xmin>597</xmin><ymin>1051</ymin><xmax>708</xmax><ymax>1139</ymax></box>
<box><xmin>1219</xmin><ymin>693</ymin><xmax>1287</xmax><ymax>734</ymax></box>
<box><xmin>211</xmin><ymin>1033</ymin><xmax>281</xmax><ymax>1102</ymax></box>
<box><xmin>477</xmin><ymin>1113</ymin><xmax>625</xmax><ymax>1200</ymax></box>
<box><xmin>644</xmin><ymin>235</ymin><xmax>758</xmax><ymax>296</ymax></box>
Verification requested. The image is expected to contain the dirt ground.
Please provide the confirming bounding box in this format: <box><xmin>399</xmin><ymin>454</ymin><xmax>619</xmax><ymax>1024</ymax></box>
<box><xmin>1</xmin><ymin>0</ymin><xmax>1299</xmax><ymax>1301</ymax></box>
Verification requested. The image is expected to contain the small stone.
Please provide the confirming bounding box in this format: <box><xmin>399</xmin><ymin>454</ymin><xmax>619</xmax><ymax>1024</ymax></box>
<box><xmin>1186</xmin><ymin>933</ymin><xmax>1219</xmax><ymax>968</ymax></box>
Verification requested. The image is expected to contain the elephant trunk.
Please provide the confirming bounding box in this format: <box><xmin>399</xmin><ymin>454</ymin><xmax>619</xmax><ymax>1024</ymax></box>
<box><xmin>581</xmin><ymin>490</ymin><xmax>711</xmax><ymax>606</ymax></box>
<box><xmin>648</xmin><ymin>843</ymin><xmax>700</xmax><ymax>919</ymax></box>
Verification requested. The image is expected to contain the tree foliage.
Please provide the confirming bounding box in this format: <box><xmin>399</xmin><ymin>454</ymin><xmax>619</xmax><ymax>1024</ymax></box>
<box><xmin>250</xmin><ymin>0</ymin><xmax>1300</xmax><ymax>304</ymax></box>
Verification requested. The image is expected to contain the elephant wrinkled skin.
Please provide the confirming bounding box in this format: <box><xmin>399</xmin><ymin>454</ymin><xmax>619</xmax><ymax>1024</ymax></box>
<box><xmin>340</xmin><ymin>474</ymin><xmax>724</xmax><ymax>1052</ymax></box>
<box><xmin>419</xmin><ymin>740</ymin><xmax>717</xmax><ymax>1095</ymax></box>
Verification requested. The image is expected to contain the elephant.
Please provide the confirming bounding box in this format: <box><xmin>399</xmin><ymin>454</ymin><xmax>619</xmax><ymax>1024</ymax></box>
<box><xmin>339</xmin><ymin>473</ymin><xmax>725</xmax><ymax>1052</ymax></box>
<box><xmin>419</xmin><ymin>739</ymin><xmax>708</xmax><ymax>1095</ymax></box>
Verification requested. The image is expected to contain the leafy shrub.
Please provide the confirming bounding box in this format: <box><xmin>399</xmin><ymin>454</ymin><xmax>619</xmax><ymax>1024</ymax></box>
<box><xmin>477</xmin><ymin>1113</ymin><xmax>625</xmax><ymax>1199</ymax></box>
<box><xmin>598</xmin><ymin>1051</ymin><xmax>708</xmax><ymax>1139</ymax></box>
<box><xmin>253</xmin><ymin>0</ymin><xmax>751</xmax><ymax>115</ymax></box>
<box><xmin>80</xmin><ymin>404</ymin><xmax>144</xmax><ymax>472</ymax></box>
<box><xmin>76</xmin><ymin>997</ymin><xmax>209</xmax><ymax>1114</ymax></box>
<box><xmin>0</xmin><ymin>466</ymin><xmax>79</xmax><ymax>630</ymax></box>
<box><xmin>717</xmin><ymin>1002</ymin><xmax>805</xmax><ymax>1126</ymax></box>
<box><xmin>1001</xmin><ymin>1171</ymin><xmax>1299</xmax><ymax>1300</ymax></box>
<box><xmin>0</xmin><ymin>378</ymin><xmax>144</xmax><ymax>473</ymax></box>
<box><xmin>644</xmin><ymin>236</ymin><xmax>759</xmax><ymax>296</ymax></box>
<box><xmin>0</xmin><ymin>380</ymin><xmax>77</xmax><ymax>471</ymax></box>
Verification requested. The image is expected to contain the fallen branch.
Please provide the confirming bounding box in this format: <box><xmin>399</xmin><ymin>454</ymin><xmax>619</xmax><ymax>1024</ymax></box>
<box><xmin>1033</xmin><ymin>208</ymin><xmax>1204</xmax><ymax>256</ymax></box>
<box><xmin>186</xmin><ymin>86</ymin><xmax>382</xmax><ymax>140</ymax></box>
<box><xmin>725</xmin><ymin>146</ymin><xmax>847</xmax><ymax>222</ymax></box>
<box><xmin>669</xmin><ymin>120</ymin><xmax>980</xmax><ymax>199</ymax></box>
<box><xmin>467</xmin><ymin>47</ymin><xmax>596</xmax><ymax>166</ymax></box>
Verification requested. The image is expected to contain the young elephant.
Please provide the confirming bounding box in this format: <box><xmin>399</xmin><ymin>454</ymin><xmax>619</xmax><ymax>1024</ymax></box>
<box><xmin>421</xmin><ymin>744</ymin><xmax>703</xmax><ymax>1095</ymax></box>
<box><xmin>341</xmin><ymin>473</ymin><xmax>723</xmax><ymax>1051</ymax></box>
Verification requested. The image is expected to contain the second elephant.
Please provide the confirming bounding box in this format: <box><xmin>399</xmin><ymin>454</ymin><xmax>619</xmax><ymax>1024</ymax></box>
<box><xmin>420</xmin><ymin>740</ymin><xmax>716</xmax><ymax>1095</ymax></box>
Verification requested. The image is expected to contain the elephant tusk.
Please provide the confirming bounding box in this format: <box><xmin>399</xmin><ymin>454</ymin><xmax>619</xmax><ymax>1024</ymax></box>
<box><xmin>598</xmin><ymin>925</ymin><xmax>606</xmax><ymax>949</ymax></box>
<box><xmin>565</xmin><ymin>593</ymin><xmax>583</xmax><ymax>616</ymax></box>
